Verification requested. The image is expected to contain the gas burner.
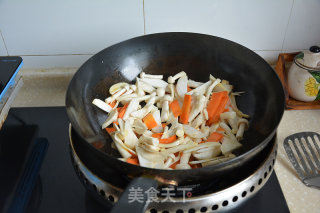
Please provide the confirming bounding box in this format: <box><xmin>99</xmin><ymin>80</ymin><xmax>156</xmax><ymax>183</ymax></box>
<box><xmin>69</xmin><ymin>125</ymin><xmax>277</xmax><ymax>212</ymax></box>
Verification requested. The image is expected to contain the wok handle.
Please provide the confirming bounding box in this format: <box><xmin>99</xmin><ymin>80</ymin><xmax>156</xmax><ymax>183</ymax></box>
<box><xmin>111</xmin><ymin>177</ymin><xmax>158</xmax><ymax>213</ymax></box>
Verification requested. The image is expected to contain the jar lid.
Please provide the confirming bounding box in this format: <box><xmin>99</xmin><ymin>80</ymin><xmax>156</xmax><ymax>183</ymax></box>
<box><xmin>294</xmin><ymin>46</ymin><xmax>320</xmax><ymax>71</ymax></box>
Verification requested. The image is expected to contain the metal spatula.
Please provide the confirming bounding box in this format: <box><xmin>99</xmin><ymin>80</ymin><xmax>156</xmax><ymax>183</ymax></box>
<box><xmin>283</xmin><ymin>132</ymin><xmax>320</xmax><ymax>189</ymax></box>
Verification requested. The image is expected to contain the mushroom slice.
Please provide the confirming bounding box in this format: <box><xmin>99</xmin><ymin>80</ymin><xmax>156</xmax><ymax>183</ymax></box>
<box><xmin>92</xmin><ymin>99</ymin><xmax>112</xmax><ymax>113</ymax></box>
<box><xmin>205</xmin><ymin>78</ymin><xmax>221</xmax><ymax>100</ymax></box>
<box><xmin>111</xmin><ymin>132</ymin><xmax>133</xmax><ymax>159</ymax></box>
<box><xmin>220</xmin><ymin>112</ymin><xmax>236</xmax><ymax>120</ymax></box>
<box><xmin>220</xmin><ymin>136</ymin><xmax>242</xmax><ymax>155</ymax></box>
<box><xmin>191</xmin><ymin>113</ymin><xmax>204</xmax><ymax>129</ymax></box>
<box><xmin>184</xmin><ymin>142</ymin><xmax>221</xmax><ymax>153</ymax></box>
<box><xmin>131</xmin><ymin>104</ymin><xmax>154</xmax><ymax>119</ymax></box>
<box><xmin>109</xmin><ymin>82</ymin><xmax>129</xmax><ymax>95</ymax></box>
<box><xmin>136</xmin><ymin>145</ymin><xmax>165</xmax><ymax>169</ymax></box>
<box><xmin>187</xmin><ymin>80</ymin><xmax>211</xmax><ymax>96</ymax></box>
<box><xmin>140</xmin><ymin>78</ymin><xmax>168</xmax><ymax>88</ymax></box>
<box><xmin>183</xmin><ymin>125</ymin><xmax>206</xmax><ymax>139</ymax></box>
<box><xmin>192</xmin><ymin>145</ymin><xmax>221</xmax><ymax>160</ymax></box>
<box><xmin>123</xmin><ymin>120</ymin><xmax>139</xmax><ymax>149</ymax></box>
<box><xmin>176</xmin><ymin>75</ymin><xmax>188</xmax><ymax>98</ymax></box>
<box><xmin>123</xmin><ymin>98</ymin><xmax>139</xmax><ymax>120</ymax></box>
<box><xmin>175</xmin><ymin>164</ymin><xmax>192</xmax><ymax>170</ymax></box>
<box><xmin>160</xmin><ymin>141</ymin><xmax>197</xmax><ymax>156</ymax></box>
<box><xmin>188</xmin><ymin>80</ymin><xmax>204</xmax><ymax>88</ymax></box>
<box><xmin>151</xmin><ymin>109</ymin><xmax>163</xmax><ymax>133</ymax></box>
<box><xmin>101</xmin><ymin>108</ymin><xmax>118</xmax><ymax>129</ymax></box>
<box><xmin>236</xmin><ymin>118</ymin><xmax>249</xmax><ymax>140</ymax></box>
<box><xmin>188</xmin><ymin>95</ymin><xmax>206</xmax><ymax>122</ymax></box>
<box><xmin>132</xmin><ymin>119</ymin><xmax>148</xmax><ymax>135</ymax></box>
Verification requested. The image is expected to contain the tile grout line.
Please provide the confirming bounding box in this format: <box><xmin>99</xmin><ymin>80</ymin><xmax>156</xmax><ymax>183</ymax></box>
<box><xmin>0</xmin><ymin>30</ymin><xmax>9</xmax><ymax>56</ymax></box>
<box><xmin>281</xmin><ymin>0</ymin><xmax>295</xmax><ymax>53</ymax></box>
<box><xmin>143</xmin><ymin>0</ymin><xmax>146</xmax><ymax>35</ymax></box>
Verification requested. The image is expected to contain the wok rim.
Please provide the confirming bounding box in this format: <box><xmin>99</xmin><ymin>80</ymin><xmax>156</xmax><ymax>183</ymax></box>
<box><xmin>66</xmin><ymin>32</ymin><xmax>286</xmax><ymax>173</ymax></box>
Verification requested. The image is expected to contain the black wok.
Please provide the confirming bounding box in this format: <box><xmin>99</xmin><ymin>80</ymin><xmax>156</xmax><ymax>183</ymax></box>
<box><xmin>66</xmin><ymin>32</ymin><xmax>285</xmax><ymax>188</ymax></box>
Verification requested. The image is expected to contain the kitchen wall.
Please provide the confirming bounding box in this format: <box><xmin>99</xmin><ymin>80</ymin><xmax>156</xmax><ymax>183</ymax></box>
<box><xmin>0</xmin><ymin>0</ymin><xmax>319</xmax><ymax>69</ymax></box>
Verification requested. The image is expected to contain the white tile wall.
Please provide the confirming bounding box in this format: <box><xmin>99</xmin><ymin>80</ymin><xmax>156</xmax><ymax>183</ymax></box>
<box><xmin>0</xmin><ymin>30</ymin><xmax>8</xmax><ymax>56</ymax></box>
<box><xmin>1</xmin><ymin>0</ymin><xmax>320</xmax><ymax>68</ymax></box>
<box><xmin>21</xmin><ymin>55</ymin><xmax>93</xmax><ymax>68</ymax></box>
<box><xmin>144</xmin><ymin>0</ymin><xmax>293</xmax><ymax>51</ymax></box>
<box><xmin>0</xmin><ymin>0</ymin><xmax>144</xmax><ymax>55</ymax></box>
<box><xmin>283</xmin><ymin>0</ymin><xmax>320</xmax><ymax>50</ymax></box>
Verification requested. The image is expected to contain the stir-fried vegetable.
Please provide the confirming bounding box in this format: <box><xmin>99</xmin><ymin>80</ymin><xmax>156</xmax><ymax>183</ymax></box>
<box><xmin>92</xmin><ymin>71</ymin><xmax>249</xmax><ymax>169</ymax></box>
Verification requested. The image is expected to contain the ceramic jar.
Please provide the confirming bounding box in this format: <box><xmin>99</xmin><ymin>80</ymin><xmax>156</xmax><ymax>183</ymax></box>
<box><xmin>288</xmin><ymin>46</ymin><xmax>320</xmax><ymax>102</ymax></box>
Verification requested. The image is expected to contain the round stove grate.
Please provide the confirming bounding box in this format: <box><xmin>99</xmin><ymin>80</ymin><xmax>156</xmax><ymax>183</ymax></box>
<box><xmin>69</xmin><ymin>125</ymin><xmax>277</xmax><ymax>213</ymax></box>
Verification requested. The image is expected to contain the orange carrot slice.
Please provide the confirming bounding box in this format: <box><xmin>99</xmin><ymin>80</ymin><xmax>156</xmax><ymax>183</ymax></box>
<box><xmin>152</xmin><ymin>133</ymin><xmax>163</xmax><ymax>139</ymax></box>
<box><xmin>159</xmin><ymin>135</ymin><xmax>177</xmax><ymax>144</ymax></box>
<box><xmin>126</xmin><ymin>156</ymin><xmax>139</xmax><ymax>165</ymax></box>
<box><xmin>169</xmin><ymin>100</ymin><xmax>182</xmax><ymax>118</ymax></box>
<box><xmin>162</xmin><ymin>123</ymin><xmax>167</xmax><ymax>128</ymax></box>
<box><xmin>179</xmin><ymin>94</ymin><xmax>192</xmax><ymax>124</ymax></box>
<box><xmin>118</xmin><ymin>103</ymin><xmax>129</xmax><ymax>119</ymax></box>
<box><xmin>206</xmin><ymin>132</ymin><xmax>224</xmax><ymax>142</ymax></box>
<box><xmin>108</xmin><ymin>100</ymin><xmax>117</xmax><ymax>108</ymax></box>
<box><xmin>206</xmin><ymin>91</ymin><xmax>228</xmax><ymax>125</ymax></box>
<box><xmin>105</xmin><ymin>127</ymin><xmax>116</xmax><ymax>134</ymax></box>
<box><xmin>208</xmin><ymin>95</ymin><xmax>229</xmax><ymax>124</ymax></box>
<box><xmin>143</xmin><ymin>113</ymin><xmax>158</xmax><ymax>129</ymax></box>
<box><xmin>187</xmin><ymin>86</ymin><xmax>192</xmax><ymax>92</ymax></box>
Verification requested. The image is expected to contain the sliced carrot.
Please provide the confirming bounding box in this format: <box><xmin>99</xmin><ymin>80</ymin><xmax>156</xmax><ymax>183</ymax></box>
<box><xmin>169</xmin><ymin>100</ymin><xmax>182</xmax><ymax>118</ymax></box>
<box><xmin>105</xmin><ymin>127</ymin><xmax>116</xmax><ymax>134</ymax></box>
<box><xmin>118</xmin><ymin>103</ymin><xmax>129</xmax><ymax>119</ymax></box>
<box><xmin>179</xmin><ymin>94</ymin><xmax>192</xmax><ymax>124</ymax></box>
<box><xmin>187</xmin><ymin>86</ymin><xmax>192</xmax><ymax>92</ymax></box>
<box><xmin>206</xmin><ymin>91</ymin><xmax>228</xmax><ymax>125</ymax></box>
<box><xmin>169</xmin><ymin>160</ymin><xmax>180</xmax><ymax>169</ymax></box>
<box><xmin>208</xmin><ymin>95</ymin><xmax>229</xmax><ymax>124</ymax></box>
<box><xmin>198</xmin><ymin>141</ymin><xmax>205</xmax><ymax>144</ymax></box>
<box><xmin>162</xmin><ymin>123</ymin><xmax>167</xmax><ymax>128</ymax></box>
<box><xmin>116</xmin><ymin>107</ymin><xmax>122</xmax><ymax>112</ymax></box>
<box><xmin>108</xmin><ymin>100</ymin><xmax>117</xmax><ymax>108</ymax></box>
<box><xmin>143</xmin><ymin>113</ymin><xmax>158</xmax><ymax>129</ymax></box>
<box><xmin>126</xmin><ymin>156</ymin><xmax>139</xmax><ymax>165</ymax></box>
<box><xmin>216</xmin><ymin>127</ymin><xmax>225</xmax><ymax>132</ymax></box>
<box><xmin>206</xmin><ymin>132</ymin><xmax>224</xmax><ymax>142</ymax></box>
<box><xmin>159</xmin><ymin>135</ymin><xmax>177</xmax><ymax>144</ymax></box>
<box><xmin>152</xmin><ymin>133</ymin><xmax>163</xmax><ymax>139</ymax></box>
<box><xmin>223</xmin><ymin>108</ymin><xmax>229</xmax><ymax>112</ymax></box>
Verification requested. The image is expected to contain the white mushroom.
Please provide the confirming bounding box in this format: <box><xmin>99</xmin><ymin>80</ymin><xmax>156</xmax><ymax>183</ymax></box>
<box><xmin>123</xmin><ymin>120</ymin><xmax>139</xmax><ymax>149</ymax></box>
<box><xmin>183</xmin><ymin>125</ymin><xmax>207</xmax><ymax>139</ymax></box>
<box><xmin>193</xmin><ymin>145</ymin><xmax>221</xmax><ymax>160</ymax></box>
<box><xmin>205</xmin><ymin>78</ymin><xmax>221</xmax><ymax>100</ymax></box>
<box><xmin>176</xmin><ymin>75</ymin><xmax>188</xmax><ymax>98</ymax></box>
<box><xmin>140</xmin><ymin>78</ymin><xmax>168</xmax><ymax>88</ymax></box>
<box><xmin>220</xmin><ymin>112</ymin><xmax>236</xmax><ymax>120</ymax></box>
<box><xmin>188</xmin><ymin>95</ymin><xmax>206</xmax><ymax>122</ymax></box>
<box><xmin>188</xmin><ymin>79</ymin><xmax>204</xmax><ymax>88</ymax></box>
<box><xmin>168</xmin><ymin>71</ymin><xmax>187</xmax><ymax>84</ymax></box>
<box><xmin>140</xmin><ymin>72</ymin><xmax>163</xmax><ymax>79</ymax></box>
<box><xmin>187</xmin><ymin>80</ymin><xmax>211</xmax><ymax>96</ymax></box>
<box><xmin>123</xmin><ymin>98</ymin><xmax>139</xmax><ymax>120</ymax></box>
<box><xmin>130</xmin><ymin>104</ymin><xmax>154</xmax><ymax>119</ymax></box>
<box><xmin>132</xmin><ymin>119</ymin><xmax>148</xmax><ymax>135</ymax></box>
<box><xmin>109</xmin><ymin>82</ymin><xmax>129</xmax><ymax>95</ymax></box>
<box><xmin>160</xmin><ymin>95</ymin><xmax>171</xmax><ymax>122</ymax></box>
<box><xmin>111</xmin><ymin>132</ymin><xmax>134</xmax><ymax>158</ymax></box>
<box><xmin>92</xmin><ymin>99</ymin><xmax>112</xmax><ymax>113</ymax></box>
<box><xmin>236</xmin><ymin>118</ymin><xmax>249</xmax><ymax>140</ymax></box>
<box><xmin>220</xmin><ymin>136</ymin><xmax>242</xmax><ymax>155</ymax></box>
<box><xmin>191</xmin><ymin>113</ymin><xmax>204</xmax><ymax>129</ymax></box>
<box><xmin>135</xmin><ymin>77</ymin><xmax>145</xmax><ymax>97</ymax></box>
<box><xmin>105</xmin><ymin>85</ymin><xmax>129</xmax><ymax>104</ymax></box>
<box><xmin>156</xmin><ymin>87</ymin><xmax>165</xmax><ymax>97</ymax></box>
<box><xmin>101</xmin><ymin>108</ymin><xmax>118</xmax><ymax>129</ymax></box>
<box><xmin>136</xmin><ymin>145</ymin><xmax>165</xmax><ymax>169</ymax></box>
<box><xmin>161</xmin><ymin>141</ymin><xmax>197</xmax><ymax>156</ymax></box>
<box><xmin>175</xmin><ymin>164</ymin><xmax>192</xmax><ymax>169</ymax></box>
